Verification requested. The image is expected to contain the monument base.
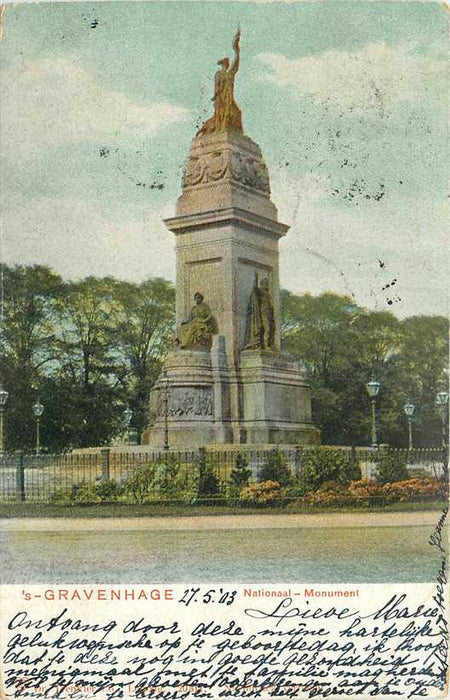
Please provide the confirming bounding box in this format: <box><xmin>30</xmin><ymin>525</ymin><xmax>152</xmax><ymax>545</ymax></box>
<box><xmin>146</xmin><ymin>338</ymin><xmax>233</xmax><ymax>449</ymax></box>
<box><xmin>144</xmin><ymin>337</ymin><xmax>319</xmax><ymax>448</ymax></box>
<box><xmin>238</xmin><ymin>349</ymin><xmax>318</xmax><ymax>445</ymax></box>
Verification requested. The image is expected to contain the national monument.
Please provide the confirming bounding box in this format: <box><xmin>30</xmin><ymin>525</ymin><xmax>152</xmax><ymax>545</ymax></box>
<box><xmin>145</xmin><ymin>31</ymin><xmax>318</xmax><ymax>447</ymax></box>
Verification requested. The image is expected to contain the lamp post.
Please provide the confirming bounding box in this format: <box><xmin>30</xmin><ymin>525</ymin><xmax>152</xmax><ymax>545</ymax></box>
<box><xmin>403</xmin><ymin>401</ymin><xmax>415</xmax><ymax>450</ymax></box>
<box><xmin>32</xmin><ymin>398</ymin><xmax>44</xmax><ymax>455</ymax></box>
<box><xmin>436</xmin><ymin>390</ymin><xmax>448</xmax><ymax>477</ymax></box>
<box><xmin>163</xmin><ymin>370</ymin><xmax>169</xmax><ymax>451</ymax></box>
<box><xmin>366</xmin><ymin>379</ymin><xmax>381</xmax><ymax>448</ymax></box>
<box><xmin>122</xmin><ymin>405</ymin><xmax>133</xmax><ymax>446</ymax></box>
<box><xmin>0</xmin><ymin>384</ymin><xmax>9</xmax><ymax>454</ymax></box>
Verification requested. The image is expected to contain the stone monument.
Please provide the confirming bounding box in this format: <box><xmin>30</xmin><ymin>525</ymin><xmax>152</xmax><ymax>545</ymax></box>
<box><xmin>145</xmin><ymin>30</ymin><xmax>318</xmax><ymax>447</ymax></box>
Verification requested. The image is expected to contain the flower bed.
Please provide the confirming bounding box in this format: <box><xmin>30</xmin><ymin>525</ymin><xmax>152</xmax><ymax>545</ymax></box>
<box><xmin>290</xmin><ymin>477</ymin><xmax>446</xmax><ymax>508</ymax></box>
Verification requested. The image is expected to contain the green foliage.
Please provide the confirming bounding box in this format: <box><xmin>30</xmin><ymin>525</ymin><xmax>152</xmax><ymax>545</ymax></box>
<box><xmin>95</xmin><ymin>479</ymin><xmax>123</xmax><ymax>502</ymax></box>
<box><xmin>154</xmin><ymin>460</ymin><xmax>180</xmax><ymax>500</ymax></box>
<box><xmin>375</xmin><ymin>451</ymin><xmax>409</xmax><ymax>484</ymax></box>
<box><xmin>50</xmin><ymin>478</ymin><xmax>123</xmax><ymax>505</ymax></box>
<box><xmin>281</xmin><ymin>290</ymin><xmax>448</xmax><ymax>447</ymax></box>
<box><xmin>124</xmin><ymin>463</ymin><xmax>156</xmax><ymax>503</ymax></box>
<box><xmin>298</xmin><ymin>447</ymin><xmax>361</xmax><ymax>493</ymax></box>
<box><xmin>230</xmin><ymin>453</ymin><xmax>252</xmax><ymax>489</ymax></box>
<box><xmin>1</xmin><ymin>264</ymin><xmax>447</xmax><ymax>452</ymax></box>
<box><xmin>114</xmin><ymin>278</ymin><xmax>175</xmax><ymax>438</ymax></box>
<box><xmin>0</xmin><ymin>264</ymin><xmax>175</xmax><ymax>451</ymax></box>
<box><xmin>258</xmin><ymin>450</ymin><xmax>291</xmax><ymax>486</ymax></box>
<box><xmin>197</xmin><ymin>449</ymin><xmax>219</xmax><ymax>495</ymax></box>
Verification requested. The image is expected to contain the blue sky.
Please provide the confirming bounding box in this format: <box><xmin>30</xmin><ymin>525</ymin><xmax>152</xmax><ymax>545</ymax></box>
<box><xmin>1</xmin><ymin>1</ymin><xmax>448</xmax><ymax>317</ymax></box>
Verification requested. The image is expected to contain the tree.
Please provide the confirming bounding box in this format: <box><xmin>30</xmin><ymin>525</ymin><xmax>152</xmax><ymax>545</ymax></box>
<box><xmin>399</xmin><ymin>316</ymin><xmax>449</xmax><ymax>446</ymax></box>
<box><xmin>258</xmin><ymin>450</ymin><xmax>291</xmax><ymax>486</ymax></box>
<box><xmin>53</xmin><ymin>276</ymin><xmax>125</xmax><ymax>447</ymax></box>
<box><xmin>281</xmin><ymin>290</ymin><xmax>448</xmax><ymax>447</ymax></box>
<box><xmin>230</xmin><ymin>453</ymin><xmax>252</xmax><ymax>489</ymax></box>
<box><xmin>0</xmin><ymin>265</ymin><xmax>63</xmax><ymax>450</ymax></box>
<box><xmin>114</xmin><ymin>278</ymin><xmax>175</xmax><ymax>439</ymax></box>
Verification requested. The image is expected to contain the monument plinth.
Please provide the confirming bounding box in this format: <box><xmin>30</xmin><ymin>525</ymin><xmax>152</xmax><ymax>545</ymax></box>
<box><xmin>145</xmin><ymin>31</ymin><xmax>318</xmax><ymax>447</ymax></box>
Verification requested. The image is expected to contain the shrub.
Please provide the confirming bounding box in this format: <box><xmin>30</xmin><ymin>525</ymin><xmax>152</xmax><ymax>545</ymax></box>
<box><xmin>95</xmin><ymin>479</ymin><xmax>123</xmax><ymax>502</ymax></box>
<box><xmin>259</xmin><ymin>450</ymin><xmax>291</xmax><ymax>486</ymax></box>
<box><xmin>301</xmin><ymin>482</ymin><xmax>353</xmax><ymax>508</ymax></box>
<box><xmin>197</xmin><ymin>449</ymin><xmax>219</xmax><ymax>496</ymax></box>
<box><xmin>382</xmin><ymin>477</ymin><xmax>445</xmax><ymax>502</ymax></box>
<box><xmin>347</xmin><ymin>479</ymin><xmax>394</xmax><ymax>506</ymax></box>
<box><xmin>375</xmin><ymin>451</ymin><xmax>409</xmax><ymax>484</ymax></box>
<box><xmin>50</xmin><ymin>480</ymin><xmax>103</xmax><ymax>505</ymax></box>
<box><xmin>176</xmin><ymin>468</ymin><xmax>200</xmax><ymax>504</ymax></box>
<box><xmin>124</xmin><ymin>463</ymin><xmax>156</xmax><ymax>503</ymax></box>
<box><xmin>239</xmin><ymin>480</ymin><xmax>282</xmax><ymax>507</ymax></box>
<box><xmin>230</xmin><ymin>453</ymin><xmax>252</xmax><ymax>489</ymax></box>
<box><xmin>408</xmin><ymin>467</ymin><xmax>434</xmax><ymax>479</ymax></box>
<box><xmin>154</xmin><ymin>461</ymin><xmax>180</xmax><ymax>500</ymax></box>
<box><xmin>298</xmin><ymin>447</ymin><xmax>361</xmax><ymax>493</ymax></box>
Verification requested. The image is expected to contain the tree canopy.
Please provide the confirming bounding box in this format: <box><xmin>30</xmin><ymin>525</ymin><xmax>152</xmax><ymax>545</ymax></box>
<box><xmin>0</xmin><ymin>265</ymin><xmax>174</xmax><ymax>451</ymax></box>
<box><xmin>281</xmin><ymin>289</ymin><xmax>448</xmax><ymax>446</ymax></box>
<box><xmin>0</xmin><ymin>264</ymin><xmax>446</xmax><ymax>451</ymax></box>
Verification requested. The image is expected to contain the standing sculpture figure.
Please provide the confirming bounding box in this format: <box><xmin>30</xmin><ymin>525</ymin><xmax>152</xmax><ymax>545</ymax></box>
<box><xmin>244</xmin><ymin>274</ymin><xmax>276</xmax><ymax>351</ymax></box>
<box><xmin>259</xmin><ymin>278</ymin><xmax>276</xmax><ymax>350</ymax></box>
<box><xmin>198</xmin><ymin>29</ymin><xmax>243</xmax><ymax>135</ymax></box>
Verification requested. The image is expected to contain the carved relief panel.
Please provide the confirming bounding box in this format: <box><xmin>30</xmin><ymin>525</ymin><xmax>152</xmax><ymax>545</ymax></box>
<box><xmin>156</xmin><ymin>386</ymin><xmax>213</xmax><ymax>419</ymax></box>
<box><xmin>182</xmin><ymin>147</ymin><xmax>270</xmax><ymax>194</ymax></box>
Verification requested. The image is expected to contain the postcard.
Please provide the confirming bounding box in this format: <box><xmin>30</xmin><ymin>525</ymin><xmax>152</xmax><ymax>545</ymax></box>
<box><xmin>0</xmin><ymin>1</ymin><xmax>448</xmax><ymax>698</ymax></box>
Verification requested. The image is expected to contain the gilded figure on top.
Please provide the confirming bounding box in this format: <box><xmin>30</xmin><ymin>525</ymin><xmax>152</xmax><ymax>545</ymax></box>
<box><xmin>198</xmin><ymin>29</ymin><xmax>243</xmax><ymax>135</ymax></box>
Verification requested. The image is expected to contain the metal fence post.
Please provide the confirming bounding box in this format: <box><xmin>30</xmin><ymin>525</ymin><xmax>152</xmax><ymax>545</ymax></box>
<box><xmin>294</xmin><ymin>446</ymin><xmax>301</xmax><ymax>477</ymax></box>
<box><xmin>101</xmin><ymin>448</ymin><xmax>110</xmax><ymax>481</ymax></box>
<box><xmin>15</xmin><ymin>450</ymin><xmax>25</xmax><ymax>502</ymax></box>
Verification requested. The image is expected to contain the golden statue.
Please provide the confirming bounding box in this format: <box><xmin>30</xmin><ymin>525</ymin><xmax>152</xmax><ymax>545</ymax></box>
<box><xmin>177</xmin><ymin>292</ymin><xmax>218</xmax><ymax>350</ymax></box>
<box><xmin>198</xmin><ymin>29</ymin><xmax>243</xmax><ymax>135</ymax></box>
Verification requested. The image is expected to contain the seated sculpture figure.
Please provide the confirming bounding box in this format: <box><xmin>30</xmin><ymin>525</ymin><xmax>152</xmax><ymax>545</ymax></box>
<box><xmin>177</xmin><ymin>292</ymin><xmax>218</xmax><ymax>350</ymax></box>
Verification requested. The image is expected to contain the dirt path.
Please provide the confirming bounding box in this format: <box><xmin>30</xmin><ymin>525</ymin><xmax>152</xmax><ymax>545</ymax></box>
<box><xmin>0</xmin><ymin>511</ymin><xmax>442</xmax><ymax>532</ymax></box>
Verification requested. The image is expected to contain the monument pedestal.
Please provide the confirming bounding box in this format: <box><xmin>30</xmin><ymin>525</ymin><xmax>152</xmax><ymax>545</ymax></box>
<box><xmin>238</xmin><ymin>350</ymin><xmax>317</xmax><ymax>445</ymax></box>
<box><xmin>147</xmin><ymin>338</ymin><xmax>318</xmax><ymax>447</ymax></box>
<box><xmin>147</xmin><ymin>337</ymin><xmax>233</xmax><ymax>449</ymax></box>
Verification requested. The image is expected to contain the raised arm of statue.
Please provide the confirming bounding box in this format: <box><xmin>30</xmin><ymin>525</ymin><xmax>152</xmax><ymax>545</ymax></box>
<box><xmin>197</xmin><ymin>29</ymin><xmax>243</xmax><ymax>136</ymax></box>
<box><xmin>230</xmin><ymin>28</ymin><xmax>241</xmax><ymax>77</ymax></box>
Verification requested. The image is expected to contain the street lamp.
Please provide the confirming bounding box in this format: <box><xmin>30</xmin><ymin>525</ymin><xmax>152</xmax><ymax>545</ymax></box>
<box><xmin>366</xmin><ymin>379</ymin><xmax>381</xmax><ymax>448</ymax></box>
<box><xmin>0</xmin><ymin>384</ymin><xmax>9</xmax><ymax>454</ymax></box>
<box><xmin>122</xmin><ymin>405</ymin><xmax>133</xmax><ymax>445</ymax></box>
<box><xmin>436</xmin><ymin>390</ymin><xmax>449</xmax><ymax>481</ymax></box>
<box><xmin>32</xmin><ymin>398</ymin><xmax>44</xmax><ymax>455</ymax></box>
<box><xmin>435</xmin><ymin>390</ymin><xmax>448</xmax><ymax>452</ymax></box>
<box><xmin>163</xmin><ymin>370</ymin><xmax>169</xmax><ymax>451</ymax></box>
<box><xmin>403</xmin><ymin>401</ymin><xmax>415</xmax><ymax>450</ymax></box>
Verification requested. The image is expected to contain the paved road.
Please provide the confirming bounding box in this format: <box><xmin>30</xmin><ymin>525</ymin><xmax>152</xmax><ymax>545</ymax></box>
<box><xmin>0</xmin><ymin>510</ymin><xmax>442</xmax><ymax>531</ymax></box>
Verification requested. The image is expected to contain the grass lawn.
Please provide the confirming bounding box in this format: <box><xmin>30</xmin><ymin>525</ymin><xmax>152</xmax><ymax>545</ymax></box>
<box><xmin>0</xmin><ymin>500</ymin><xmax>446</xmax><ymax>519</ymax></box>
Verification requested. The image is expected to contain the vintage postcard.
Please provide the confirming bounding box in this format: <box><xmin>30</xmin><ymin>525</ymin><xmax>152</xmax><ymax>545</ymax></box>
<box><xmin>0</xmin><ymin>1</ymin><xmax>448</xmax><ymax>698</ymax></box>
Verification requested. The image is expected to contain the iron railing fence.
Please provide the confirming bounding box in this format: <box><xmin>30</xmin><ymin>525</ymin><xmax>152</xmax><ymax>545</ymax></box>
<box><xmin>0</xmin><ymin>446</ymin><xmax>445</xmax><ymax>504</ymax></box>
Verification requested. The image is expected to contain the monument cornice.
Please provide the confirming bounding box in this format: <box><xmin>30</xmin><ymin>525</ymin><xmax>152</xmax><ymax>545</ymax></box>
<box><xmin>164</xmin><ymin>207</ymin><xmax>289</xmax><ymax>239</ymax></box>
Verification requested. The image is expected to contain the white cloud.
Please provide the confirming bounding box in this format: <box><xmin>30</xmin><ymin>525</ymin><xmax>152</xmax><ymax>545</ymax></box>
<box><xmin>1</xmin><ymin>58</ymin><xmax>189</xmax><ymax>158</ymax></box>
<box><xmin>1</xmin><ymin>196</ymin><xmax>176</xmax><ymax>282</ymax></box>
<box><xmin>257</xmin><ymin>42</ymin><xmax>446</xmax><ymax>113</ymax></box>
